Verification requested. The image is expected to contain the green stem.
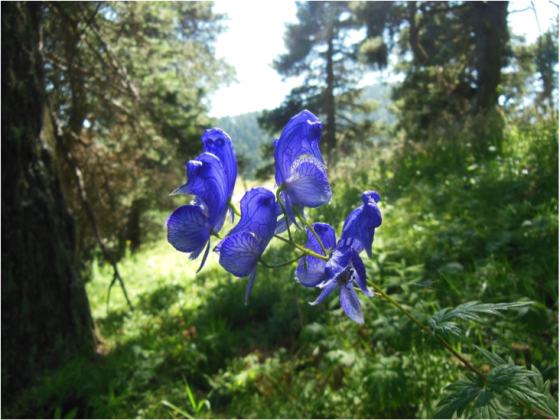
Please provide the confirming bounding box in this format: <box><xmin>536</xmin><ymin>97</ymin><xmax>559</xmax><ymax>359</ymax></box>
<box><xmin>297</xmin><ymin>211</ymin><xmax>328</xmax><ymax>256</ymax></box>
<box><xmin>227</xmin><ymin>198</ymin><xmax>241</xmax><ymax>217</ymax></box>
<box><xmin>367</xmin><ymin>280</ymin><xmax>487</xmax><ymax>382</ymax></box>
<box><xmin>273</xmin><ymin>234</ymin><xmax>330</xmax><ymax>261</ymax></box>
<box><xmin>276</xmin><ymin>186</ymin><xmax>293</xmax><ymax>243</ymax></box>
<box><xmin>211</xmin><ymin>231</ymin><xmax>223</xmax><ymax>240</ymax></box>
<box><xmin>259</xmin><ymin>254</ymin><xmax>304</xmax><ymax>269</ymax></box>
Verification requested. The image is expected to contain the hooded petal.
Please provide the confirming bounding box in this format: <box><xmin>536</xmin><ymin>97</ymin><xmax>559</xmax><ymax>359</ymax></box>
<box><xmin>201</xmin><ymin>128</ymin><xmax>237</xmax><ymax>200</ymax></box>
<box><xmin>339</xmin><ymin>283</ymin><xmax>365</xmax><ymax>324</ymax></box>
<box><xmin>350</xmin><ymin>249</ymin><xmax>373</xmax><ymax>297</ymax></box>
<box><xmin>340</xmin><ymin>191</ymin><xmax>382</xmax><ymax>258</ymax></box>
<box><xmin>295</xmin><ymin>223</ymin><xmax>336</xmax><ymax>287</ymax></box>
<box><xmin>274</xmin><ymin>110</ymin><xmax>324</xmax><ymax>186</ymax></box>
<box><xmin>171</xmin><ymin>153</ymin><xmax>228</xmax><ymax>228</ymax></box>
<box><xmin>284</xmin><ymin>157</ymin><xmax>332</xmax><ymax>208</ymax></box>
<box><xmin>166</xmin><ymin>205</ymin><xmax>210</xmax><ymax>255</ymax></box>
<box><xmin>217</xmin><ymin>232</ymin><xmax>261</xmax><ymax>278</ymax></box>
<box><xmin>222</xmin><ymin>188</ymin><xmax>277</xmax><ymax>254</ymax></box>
<box><xmin>309</xmin><ymin>280</ymin><xmax>337</xmax><ymax>306</ymax></box>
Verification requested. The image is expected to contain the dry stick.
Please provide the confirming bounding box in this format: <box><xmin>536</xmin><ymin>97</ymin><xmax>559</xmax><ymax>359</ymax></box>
<box><xmin>53</xmin><ymin>115</ymin><xmax>134</xmax><ymax>312</ymax></box>
<box><xmin>368</xmin><ymin>281</ymin><xmax>554</xmax><ymax>419</ymax></box>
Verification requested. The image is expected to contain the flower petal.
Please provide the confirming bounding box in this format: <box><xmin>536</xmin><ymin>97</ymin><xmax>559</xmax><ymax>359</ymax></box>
<box><xmin>295</xmin><ymin>223</ymin><xmax>335</xmax><ymax>287</ymax></box>
<box><xmin>351</xmin><ymin>249</ymin><xmax>373</xmax><ymax>297</ymax></box>
<box><xmin>309</xmin><ymin>280</ymin><xmax>337</xmax><ymax>306</ymax></box>
<box><xmin>284</xmin><ymin>157</ymin><xmax>332</xmax><ymax>208</ymax></box>
<box><xmin>201</xmin><ymin>128</ymin><xmax>237</xmax><ymax>200</ymax></box>
<box><xmin>340</xmin><ymin>191</ymin><xmax>382</xmax><ymax>258</ymax></box>
<box><xmin>166</xmin><ymin>205</ymin><xmax>210</xmax><ymax>254</ymax></box>
<box><xmin>226</xmin><ymin>188</ymin><xmax>277</xmax><ymax>248</ymax></box>
<box><xmin>171</xmin><ymin>153</ymin><xmax>228</xmax><ymax>228</ymax></box>
<box><xmin>218</xmin><ymin>232</ymin><xmax>261</xmax><ymax>278</ymax></box>
<box><xmin>196</xmin><ymin>240</ymin><xmax>212</xmax><ymax>273</ymax></box>
<box><xmin>245</xmin><ymin>267</ymin><xmax>258</xmax><ymax>305</ymax></box>
<box><xmin>274</xmin><ymin>110</ymin><xmax>325</xmax><ymax>186</ymax></box>
<box><xmin>280</xmin><ymin>191</ymin><xmax>302</xmax><ymax>230</ymax></box>
<box><xmin>324</xmin><ymin>247</ymin><xmax>352</xmax><ymax>285</ymax></box>
<box><xmin>307</xmin><ymin>222</ymin><xmax>337</xmax><ymax>251</ymax></box>
<box><xmin>339</xmin><ymin>283</ymin><xmax>365</xmax><ymax>324</ymax></box>
<box><xmin>295</xmin><ymin>254</ymin><xmax>327</xmax><ymax>287</ymax></box>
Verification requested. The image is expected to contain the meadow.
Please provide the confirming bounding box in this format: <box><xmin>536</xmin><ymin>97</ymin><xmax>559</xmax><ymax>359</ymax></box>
<box><xmin>10</xmin><ymin>115</ymin><xmax>558</xmax><ymax>419</ymax></box>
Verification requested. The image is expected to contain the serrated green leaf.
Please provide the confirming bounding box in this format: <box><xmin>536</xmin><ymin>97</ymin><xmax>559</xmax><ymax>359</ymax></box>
<box><xmin>436</xmin><ymin>377</ymin><xmax>484</xmax><ymax>419</ymax></box>
<box><xmin>471</xmin><ymin>390</ymin><xmax>513</xmax><ymax>419</ymax></box>
<box><xmin>474</xmin><ymin>345</ymin><xmax>506</xmax><ymax>368</ymax></box>
<box><xmin>430</xmin><ymin>319</ymin><xmax>470</xmax><ymax>344</ymax></box>
<box><xmin>442</xmin><ymin>301</ymin><xmax>532</xmax><ymax>324</ymax></box>
<box><xmin>487</xmin><ymin>364</ymin><xmax>556</xmax><ymax>417</ymax></box>
<box><xmin>529</xmin><ymin>365</ymin><xmax>559</xmax><ymax>417</ymax></box>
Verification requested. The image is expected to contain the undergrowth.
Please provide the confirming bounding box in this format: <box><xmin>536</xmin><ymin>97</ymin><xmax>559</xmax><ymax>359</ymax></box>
<box><xmin>6</xmin><ymin>115</ymin><xmax>557</xmax><ymax>419</ymax></box>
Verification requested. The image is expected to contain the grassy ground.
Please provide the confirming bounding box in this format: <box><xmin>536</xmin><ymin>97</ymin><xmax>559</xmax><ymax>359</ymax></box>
<box><xmin>8</xmin><ymin>115</ymin><xmax>558</xmax><ymax>419</ymax></box>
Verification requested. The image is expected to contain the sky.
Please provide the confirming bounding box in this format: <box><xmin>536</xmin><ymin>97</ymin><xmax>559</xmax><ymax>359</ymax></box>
<box><xmin>206</xmin><ymin>0</ymin><xmax>559</xmax><ymax>119</ymax></box>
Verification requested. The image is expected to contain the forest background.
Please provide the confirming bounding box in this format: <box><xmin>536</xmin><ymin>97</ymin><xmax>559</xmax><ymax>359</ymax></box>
<box><xmin>2</xmin><ymin>1</ymin><xmax>558</xmax><ymax>418</ymax></box>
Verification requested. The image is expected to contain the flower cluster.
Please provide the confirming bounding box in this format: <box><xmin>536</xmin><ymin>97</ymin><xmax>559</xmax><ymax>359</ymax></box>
<box><xmin>167</xmin><ymin>110</ymin><xmax>382</xmax><ymax>323</ymax></box>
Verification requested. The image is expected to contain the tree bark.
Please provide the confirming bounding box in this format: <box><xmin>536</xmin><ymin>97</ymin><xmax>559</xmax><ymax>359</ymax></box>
<box><xmin>471</xmin><ymin>1</ymin><xmax>509</xmax><ymax>113</ymax></box>
<box><xmin>1</xmin><ymin>1</ymin><xmax>97</xmax><ymax>398</ymax></box>
<box><xmin>325</xmin><ymin>7</ymin><xmax>337</xmax><ymax>163</ymax></box>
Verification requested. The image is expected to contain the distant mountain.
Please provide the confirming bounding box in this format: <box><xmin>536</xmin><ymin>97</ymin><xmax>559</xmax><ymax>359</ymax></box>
<box><xmin>218</xmin><ymin>84</ymin><xmax>394</xmax><ymax>178</ymax></box>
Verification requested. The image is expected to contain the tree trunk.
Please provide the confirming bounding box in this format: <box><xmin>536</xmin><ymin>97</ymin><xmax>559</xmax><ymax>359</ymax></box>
<box><xmin>1</xmin><ymin>1</ymin><xmax>97</xmax><ymax>399</ymax></box>
<box><xmin>325</xmin><ymin>11</ymin><xmax>337</xmax><ymax>164</ymax></box>
<box><xmin>471</xmin><ymin>1</ymin><xmax>509</xmax><ymax>113</ymax></box>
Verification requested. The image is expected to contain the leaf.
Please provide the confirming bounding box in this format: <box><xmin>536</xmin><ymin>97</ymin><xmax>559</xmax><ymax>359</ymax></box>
<box><xmin>63</xmin><ymin>407</ymin><xmax>79</xmax><ymax>420</ymax></box>
<box><xmin>429</xmin><ymin>318</ymin><xmax>470</xmax><ymax>344</ymax></box>
<box><xmin>471</xmin><ymin>390</ymin><xmax>513</xmax><ymax>419</ymax></box>
<box><xmin>161</xmin><ymin>400</ymin><xmax>194</xmax><ymax>419</ymax></box>
<box><xmin>441</xmin><ymin>301</ymin><xmax>532</xmax><ymax>325</ymax></box>
<box><xmin>473</xmin><ymin>345</ymin><xmax>506</xmax><ymax>368</ymax></box>
<box><xmin>527</xmin><ymin>365</ymin><xmax>558</xmax><ymax>418</ymax></box>
<box><xmin>486</xmin><ymin>364</ymin><xmax>557</xmax><ymax>418</ymax></box>
<box><xmin>435</xmin><ymin>374</ymin><xmax>484</xmax><ymax>419</ymax></box>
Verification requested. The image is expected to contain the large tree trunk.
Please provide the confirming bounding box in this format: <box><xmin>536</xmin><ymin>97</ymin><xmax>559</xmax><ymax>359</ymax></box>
<box><xmin>471</xmin><ymin>1</ymin><xmax>509</xmax><ymax>113</ymax></box>
<box><xmin>1</xmin><ymin>1</ymin><xmax>97</xmax><ymax>398</ymax></box>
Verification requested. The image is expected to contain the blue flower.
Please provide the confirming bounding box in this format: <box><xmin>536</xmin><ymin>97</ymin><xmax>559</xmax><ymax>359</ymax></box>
<box><xmin>338</xmin><ymin>191</ymin><xmax>382</xmax><ymax>258</ymax></box>
<box><xmin>215</xmin><ymin>188</ymin><xmax>277</xmax><ymax>304</ymax></box>
<box><xmin>201</xmin><ymin>128</ymin><xmax>238</xmax><ymax>221</ymax></box>
<box><xmin>295</xmin><ymin>191</ymin><xmax>382</xmax><ymax>324</ymax></box>
<box><xmin>166</xmin><ymin>152</ymin><xmax>229</xmax><ymax>271</ymax></box>
<box><xmin>274</xmin><ymin>110</ymin><xmax>332</xmax><ymax>232</ymax></box>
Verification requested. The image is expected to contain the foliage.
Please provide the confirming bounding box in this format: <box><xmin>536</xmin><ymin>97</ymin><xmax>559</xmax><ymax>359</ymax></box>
<box><xmin>7</xmin><ymin>110</ymin><xmax>557</xmax><ymax>418</ymax></box>
<box><xmin>41</xmin><ymin>1</ymin><xmax>233</xmax><ymax>268</ymax></box>
<box><xmin>259</xmin><ymin>1</ymin><xmax>377</xmax><ymax>162</ymax></box>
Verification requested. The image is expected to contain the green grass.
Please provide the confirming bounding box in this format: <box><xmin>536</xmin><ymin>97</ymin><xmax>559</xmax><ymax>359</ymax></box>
<box><xmin>9</xmin><ymin>115</ymin><xmax>558</xmax><ymax>418</ymax></box>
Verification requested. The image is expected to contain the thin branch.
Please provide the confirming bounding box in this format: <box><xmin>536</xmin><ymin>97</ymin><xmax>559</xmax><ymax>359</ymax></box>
<box><xmin>52</xmin><ymin>113</ymin><xmax>134</xmax><ymax>312</ymax></box>
<box><xmin>258</xmin><ymin>254</ymin><xmax>304</xmax><ymax>269</ymax></box>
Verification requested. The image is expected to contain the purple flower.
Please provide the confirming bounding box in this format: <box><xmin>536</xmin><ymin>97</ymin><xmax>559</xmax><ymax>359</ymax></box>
<box><xmin>274</xmin><ymin>110</ymin><xmax>332</xmax><ymax>232</ymax></box>
<box><xmin>201</xmin><ymin>128</ymin><xmax>238</xmax><ymax>221</ymax></box>
<box><xmin>295</xmin><ymin>192</ymin><xmax>382</xmax><ymax>324</ymax></box>
<box><xmin>166</xmin><ymin>152</ymin><xmax>228</xmax><ymax>271</ymax></box>
<box><xmin>215</xmin><ymin>188</ymin><xmax>277</xmax><ymax>304</ymax></box>
<box><xmin>338</xmin><ymin>191</ymin><xmax>382</xmax><ymax>258</ymax></box>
